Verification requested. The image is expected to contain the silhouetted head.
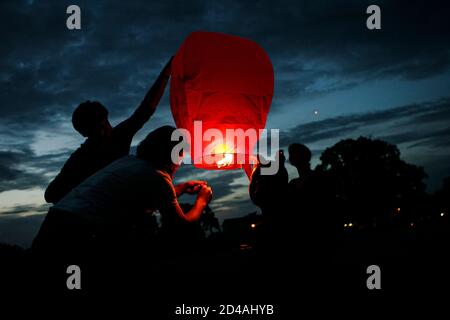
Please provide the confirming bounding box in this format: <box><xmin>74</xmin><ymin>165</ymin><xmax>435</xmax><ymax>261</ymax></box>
<box><xmin>137</xmin><ymin>126</ymin><xmax>182</xmax><ymax>176</ymax></box>
<box><xmin>72</xmin><ymin>101</ymin><xmax>112</xmax><ymax>138</ymax></box>
<box><xmin>288</xmin><ymin>143</ymin><xmax>311</xmax><ymax>173</ymax></box>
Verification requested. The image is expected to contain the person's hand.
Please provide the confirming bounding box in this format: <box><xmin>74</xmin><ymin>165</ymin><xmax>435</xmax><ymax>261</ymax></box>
<box><xmin>183</xmin><ymin>180</ymin><xmax>207</xmax><ymax>194</ymax></box>
<box><xmin>197</xmin><ymin>185</ymin><xmax>213</xmax><ymax>205</ymax></box>
<box><xmin>161</xmin><ymin>56</ymin><xmax>173</xmax><ymax>78</ymax></box>
<box><xmin>243</xmin><ymin>163</ymin><xmax>257</xmax><ymax>180</ymax></box>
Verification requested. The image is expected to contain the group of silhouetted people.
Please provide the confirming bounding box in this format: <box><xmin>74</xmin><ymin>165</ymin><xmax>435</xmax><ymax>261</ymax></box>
<box><xmin>248</xmin><ymin>144</ymin><xmax>338</xmax><ymax>259</ymax></box>
<box><xmin>32</xmin><ymin>57</ymin><xmax>338</xmax><ymax>267</ymax></box>
<box><xmin>32</xmin><ymin>58</ymin><xmax>213</xmax><ymax>259</ymax></box>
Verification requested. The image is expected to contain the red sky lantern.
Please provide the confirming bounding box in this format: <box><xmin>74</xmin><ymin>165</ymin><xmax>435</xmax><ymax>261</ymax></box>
<box><xmin>170</xmin><ymin>31</ymin><xmax>274</xmax><ymax>170</ymax></box>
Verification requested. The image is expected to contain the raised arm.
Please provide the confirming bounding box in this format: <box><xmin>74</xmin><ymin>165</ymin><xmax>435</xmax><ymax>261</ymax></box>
<box><xmin>116</xmin><ymin>57</ymin><xmax>172</xmax><ymax>137</ymax></box>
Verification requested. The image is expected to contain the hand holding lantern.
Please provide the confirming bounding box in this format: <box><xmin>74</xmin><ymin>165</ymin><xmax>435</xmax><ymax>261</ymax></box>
<box><xmin>197</xmin><ymin>185</ymin><xmax>213</xmax><ymax>206</ymax></box>
<box><xmin>184</xmin><ymin>180</ymin><xmax>208</xmax><ymax>194</ymax></box>
<box><xmin>174</xmin><ymin>180</ymin><xmax>207</xmax><ymax>196</ymax></box>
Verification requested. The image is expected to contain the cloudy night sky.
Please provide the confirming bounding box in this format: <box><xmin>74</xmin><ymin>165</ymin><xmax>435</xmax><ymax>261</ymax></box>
<box><xmin>1</xmin><ymin>0</ymin><xmax>449</xmax><ymax>247</ymax></box>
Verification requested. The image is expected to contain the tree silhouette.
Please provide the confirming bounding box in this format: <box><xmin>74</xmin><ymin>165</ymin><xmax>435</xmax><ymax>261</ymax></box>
<box><xmin>317</xmin><ymin>137</ymin><xmax>428</xmax><ymax>226</ymax></box>
<box><xmin>200</xmin><ymin>205</ymin><xmax>221</xmax><ymax>235</ymax></box>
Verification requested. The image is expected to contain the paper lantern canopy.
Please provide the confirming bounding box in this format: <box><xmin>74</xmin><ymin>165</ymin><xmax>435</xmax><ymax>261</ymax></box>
<box><xmin>170</xmin><ymin>31</ymin><xmax>274</xmax><ymax>169</ymax></box>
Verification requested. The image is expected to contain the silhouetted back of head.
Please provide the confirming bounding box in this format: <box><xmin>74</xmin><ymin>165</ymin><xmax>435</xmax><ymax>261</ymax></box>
<box><xmin>72</xmin><ymin>101</ymin><xmax>108</xmax><ymax>137</ymax></box>
<box><xmin>288</xmin><ymin>143</ymin><xmax>311</xmax><ymax>168</ymax></box>
<box><xmin>137</xmin><ymin>126</ymin><xmax>180</xmax><ymax>172</ymax></box>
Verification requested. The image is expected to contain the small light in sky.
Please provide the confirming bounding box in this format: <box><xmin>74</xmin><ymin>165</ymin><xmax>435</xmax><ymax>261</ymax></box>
<box><xmin>441</xmin><ymin>212</ymin><xmax>445</xmax><ymax>217</ymax></box>
<box><xmin>396</xmin><ymin>207</ymin><xmax>401</xmax><ymax>213</ymax></box>
<box><xmin>250</xmin><ymin>223</ymin><xmax>256</xmax><ymax>229</ymax></box>
<box><xmin>313</xmin><ymin>109</ymin><xmax>319</xmax><ymax>115</ymax></box>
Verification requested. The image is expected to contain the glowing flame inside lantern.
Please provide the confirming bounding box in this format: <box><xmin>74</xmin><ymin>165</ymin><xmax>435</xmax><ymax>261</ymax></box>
<box><xmin>217</xmin><ymin>153</ymin><xmax>234</xmax><ymax>168</ymax></box>
<box><xmin>213</xmin><ymin>144</ymin><xmax>234</xmax><ymax>168</ymax></box>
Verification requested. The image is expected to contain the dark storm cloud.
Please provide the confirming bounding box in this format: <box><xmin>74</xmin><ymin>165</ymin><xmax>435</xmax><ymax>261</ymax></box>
<box><xmin>0</xmin><ymin>0</ymin><xmax>448</xmax><ymax>164</ymax></box>
<box><xmin>1</xmin><ymin>0</ymin><xmax>450</xmax><ymax>128</ymax></box>
<box><xmin>381</xmin><ymin>127</ymin><xmax>450</xmax><ymax>149</ymax></box>
<box><xmin>0</xmin><ymin>0</ymin><xmax>177</xmax><ymax>125</ymax></box>
<box><xmin>1</xmin><ymin>1</ymin><xmax>449</xmax><ymax>196</ymax></box>
<box><xmin>0</xmin><ymin>146</ymin><xmax>68</xmax><ymax>192</ymax></box>
<box><xmin>281</xmin><ymin>98</ymin><xmax>450</xmax><ymax>146</ymax></box>
<box><xmin>0</xmin><ymin>149</ymin><xmax>46</xmax><ymax>192</ymax></box>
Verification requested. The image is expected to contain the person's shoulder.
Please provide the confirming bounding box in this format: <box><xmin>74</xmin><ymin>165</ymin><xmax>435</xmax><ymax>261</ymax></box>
<box><xmin>112</xmin><ymin>122</ymin><xmax>127</xmax><ymax>137</ymax></box>
<box><xmin>72</xmin><ymin>138</ymin><xmax>103</xmax><ymax>156</ymax></box>
<box><xmin>60</xmin><ymin>140</ymin><xmax>92</xmax><ymax>167</ymax></box>
<box><xmin>115</xmin><ymin>155</ymin><xmax>153</xmax><ymax>170</ymax></box>
<box><xmin>128</xmin><ymin>158</ymin><xmax>171</xmax><ymax>183</ymax></box>
<box><xmin>150</xmin><ymin>170</ymin><xmax>176</xmax><ymax>199</ymax></box>
<box><xmin>155</xmin><ymin>169</ymin><xmax>173</xmax><ymax>184</ymax></box>
<box><xmin>112</xmin><ymin>117</ymin><xmax>138</xmax><ymax>141</ymax></box>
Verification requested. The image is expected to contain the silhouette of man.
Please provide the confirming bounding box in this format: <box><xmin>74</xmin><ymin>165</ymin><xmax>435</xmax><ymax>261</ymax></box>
<box><xmin>287</xmin><ymin>143</ymin><xmax>337</xmax><ymax>272</ymax></box>
<box><xmin>248</xmin><ymin>144</ymin><xmax>337</xmax><ymax>287</ymax></box>
<box><xmin>288</xmin><ymin>143</ymin><xmax>324</xmax><ymax>218</ymax></box>
<box><xmin>248</xmin><ymin>151</ymin><xmax>288</xmax><ymax>252</ymax></box>
<box><xmin>44</xmin><ymin>59</ymin><xmax>172</xmax><ymax>204</ymax></box>
<box><xmin>33</xmin><ymin>126</ymin><xmax>213</xmax><ymax>257</ymax></box>
<box><xmin>288</xmin><ymin>143</ymin><xmax>314</xmax><ymax>192</ymax></box>
<box><xmin>249</xmin><ymin>151</ymin><xmax>288</xmax><ymax>219</ymax></box>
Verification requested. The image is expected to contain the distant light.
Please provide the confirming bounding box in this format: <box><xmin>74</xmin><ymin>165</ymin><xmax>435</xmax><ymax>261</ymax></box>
<box><xmin>344</xmin><ymin>223</ymin><xmax>348</xmax><ymax>228</ymax></box>
<box><xmin>396</xmin><ymin>207</ymin><xmax>401</xmax><ymax>213</ymax></box>
<box><xmin>348</xmin><ymin>223</ymin><xmax>353</xmax><ymax>227</ymax></box>
<box><xmin>313</xmin><ymin>110</ymin><xmax>319</xmax><ymax>115</ymax></box>
<box><xmin>410</xmin><ymin>222</ymin><xmax>414</xmax><ymax>227</ymax></box>
<box><xmin>441</xmin><ymin>212</ymin><xmax>445</xmax><ymax>217</ymax></box>
<box><xmin>250</xmin><ymin>223</ymin><xmax>256</xmax><ymax>229</ymax></box>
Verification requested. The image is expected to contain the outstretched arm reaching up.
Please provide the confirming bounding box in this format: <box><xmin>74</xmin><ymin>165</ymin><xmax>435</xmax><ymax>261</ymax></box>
<box><xmin>115</xmin><ymin>57</ymin><xmax>173</xmax><ymax>138</ymax></box>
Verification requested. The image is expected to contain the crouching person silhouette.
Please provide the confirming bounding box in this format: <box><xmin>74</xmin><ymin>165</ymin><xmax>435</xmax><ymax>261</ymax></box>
<box><xmin>32</xmin><ymin>126</ymin><xmax>213</xmax><ymax>261</ymax></box>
